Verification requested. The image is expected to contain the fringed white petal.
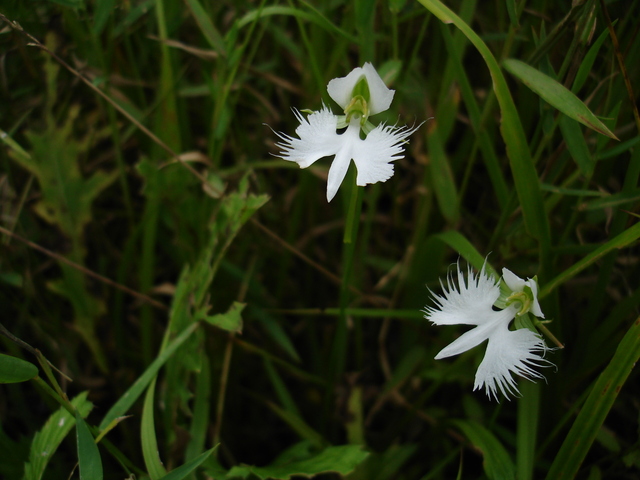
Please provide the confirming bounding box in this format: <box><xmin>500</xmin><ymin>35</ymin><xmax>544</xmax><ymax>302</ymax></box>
<box><xmin>327</xmin><ymin>62</ymin><xmax>394</xmax><ymax>115</ymax></box>
<box><xmin>474</xmin><ymin>323</ymin><xmax>551</xmax><ymax>401</ymax></box>
<box><xmin>424</xmin><ymin>263</ymin><xmax>501</xmax><ymax>327</ymax></box>
<box><xmin>273</xmin><ymin>106</ymin><xmax>342</xmax><ymax>168</ymax></box>
<box><xmin>427</xmin><ymin>262</ymin><xmax>555</xmax><ymax>401</ymax></box>
<box><xmin>352</xmin><ymin>123</ymin><xmax>420</xmax><ymax>187</ymax></box>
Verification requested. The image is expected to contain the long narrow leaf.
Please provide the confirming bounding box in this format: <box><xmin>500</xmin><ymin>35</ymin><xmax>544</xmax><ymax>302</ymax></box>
<box><xmin>159</xmin><ymin>448</ymin><xmax>216</xmax><ymax>480</ymax></box>
<box><xmin>141</xmin><ymin>378</ymin><xmax>167</xmax><ymax>480</ymax></box>
<box><xmin>546</xmin><ymin>316</ymin><xmax>640</xmax><ymax>479</ymax></box>
<box><xmin>503</xmin><ymin>59</ymin><xmax>618</xmax><ymax>139</ymax></box>
<box><xmin>98</xmin><ymin>322</ymin><xmax>200</xmax><ymax>431</ymax></box>
<box><xmin>539</xmin><ymin>221</ymin><xmax>640</xmax><ymax>299</ymax></box>
<box><xmin>418</xmin><ymin>0</ymin><xmax>550</xmax><ymax>246</ymax></box>
<box><xmin>75</xmin><ymin>413</ymin><xmax>103</xmax><ymax>480</ymax></box>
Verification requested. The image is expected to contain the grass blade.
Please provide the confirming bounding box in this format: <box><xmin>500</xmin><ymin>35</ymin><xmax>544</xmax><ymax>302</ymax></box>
<box><xmin>75</xmin><ymin>413</ymin><xmax>103</xmax><ymax>480</ymax></box>
<box><xmin>98</xmin><ymin>322</ymin><xmax>200</xmax><ymax>431</ymax></box>
<box><xmin>418</xmin><ymin>0</ymin><xmax>550</xmax><ymax>247</ymax></box>
<box><xmin>159</xmin><ymin>448</ymin><xmax>216</xmax><ymax>480</ymax></box>
<box><xmin>503</xmin><ymin>59</ymin><xmax>618</xmax><ymax>139</ymax></box>
<box><xmin>141</xmin><ymin>378</ymin><xmax>167</xmax><ymax>480</ymax></box>
<box><xmin>539</xmin><ymin>221</ymin><xmax>640</xmax><ymax>299</ymax></box>
<box><xmin>545</xmin><ymin>316</ymin><xmax>640</xmax><ymax>479</ymax></box>
<box><xmin>452</xmin><ymin>420</ymin><xmax>516</xmax><ymax>480</ymax></box>
<box><xmin>24</xmin><ymin>392</ymin><xmax>93</xmax><ymax>480</ymax></box>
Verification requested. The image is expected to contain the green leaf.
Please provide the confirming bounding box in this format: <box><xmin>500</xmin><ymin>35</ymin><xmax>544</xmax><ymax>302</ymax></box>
<box><xmin>418</xmin><ymin>0</ymin><xmax>550</xmax><ymax>246</ymax></box>
<box><xmin>75</xmin><ymin>413</ymin><xmax>103</xmax><ymax>480</ymax></box>
<box><xmin>98</xmin><ymin>322</ymin><xmax>200</xmax><ymax>431</ymax></box>
<box><xmin>226</xmin><ymin>443</ymin><xmax>369</xmax><ymax>479</ymax></box>
<box><xmin>159</xmin><ymin>447</ymin><xmax>217</xmax><ymax>480</ymax></box>
<box><xmin>141</xmin><ymin>378</ymin><xmax>167</xmax><ymax>480</ymax></box>
<box><xmin>559</xmin><ymin>115</ymin><xmax>594</xmax><ymax>175</ymax></box>
<box><xmin>546</xmin><ymin>317</ymin><xmax>640</xmax><ymax>480</ymax></box>
<box><xmin>428</xmin><ymin>126</ymin><xmax>460</xmax><ymax>223</ymax></box>
<box><xmin>184</xmin><ymin>0</ymin><xmax>227</xmax><ymax>56</ymax></box>
<box><xmin>572</xmin><ymin>26</ymin><xmax>611</xmax><ymax>93</ymax></box>
<box><xmin>199</xmin><ymin>301</ymin><xmax>245</xmax><ymax>333</ymax></box>
<box><xmin>0</xmin><ymin>354</ymin><xmax>38</xmax><ymax>383</ymax></box>
<box><xmin>92</xmin><ymin>0</ymin><xmax>116</xmax><ymax>35</ymax></box>
<box><xmin>503</xmin><ymin>59</ymin><xmax>618</xmax><ymax>140</ymax></box>
<box><xmin>453</xmin><ymin>420</ymin><xmax>516</xmax><ymax>480</ymax></box>
<box><xmin>236</xmin><ymin>5</ymin><xmax>358</xmax><ymax>43</ymax></box>
<box><xmin>24</xmin><ymin>392</ymin><xmax>93</xmax><ymax>480</ymax></box>
<box><xmin>540</xmin><ymin>221</ymin><xmax>640</xmax><ymax>299</ymax></box>
<box><xmin>580</xmin><ymin>188</ymin><xmax>640</xmax><ymax>211</ymax></box>
<box><xmin>433</xmin><ymin>231</ymin><xmax>499</xmax><ymax>280</ymax></box>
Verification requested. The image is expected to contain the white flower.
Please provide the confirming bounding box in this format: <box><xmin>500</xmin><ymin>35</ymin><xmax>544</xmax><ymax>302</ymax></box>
<box><xmin>424</xmin><ymin>263</ymin><xmax>552</xmax><ymax>401</ymax></box>
<box><xmin>273</xmin><ymin>62</ymin><xmax>420</xmax><ymax>202</ymax></box>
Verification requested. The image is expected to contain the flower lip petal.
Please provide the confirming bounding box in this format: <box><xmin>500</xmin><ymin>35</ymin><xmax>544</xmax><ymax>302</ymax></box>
<box><xmin>325</xmin><ymin>121</ymin><xmax>359</xmax><ymax>202</ymax></box>
<box><xmin>433</xmin><ymin>307</ymin><xmax>515</xmax><ymax>359</ymax></box>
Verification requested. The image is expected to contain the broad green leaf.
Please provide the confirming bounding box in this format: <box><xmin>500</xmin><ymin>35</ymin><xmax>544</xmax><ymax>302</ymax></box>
<box><xmin>0</xmin><ymin>354</ymin><xmax>38</xmax><ymax>383</ymax></box>
<box><xmin>199</xmin><ymin>301</ymin><xmax>245</xmax><ymax>333</ymax></box>
<box><xmin>141</xmin><ymin>378</ymin><xmax>167</xmax><ymax>480</ymax></box>
<box><xmin>75</xmin><ymin>413</ymin><xmax>103</xmax><ymax>480</ymax></box>
<box><xmin>24</xmin><ymin>392</ymin><xmax>93</xmax><ymax>480</ymax></box>
<box><xmin>546</xmin><ymin>316</ymin><xmax>640</xmax><ymax>480</ymax></box>
<box><xmin>503</xmin><ymin>59</ymin><xmax>618</xmax><ymax>139</ymax></box>
<box><xmin>226</xmin><ymin>444</ymin><xmax>369</xmax><ymax>479</ymax></box>
<box><xmin>98</xmin><ymin>322</ymin><xmax>200</xmax><ymax>431</ymax></box>
<box><xmin>453</xmin><ymin>420</ymin><xmax>516</xmax><ymax>480</ymax></box>
<box><xmin>159</xmin><ymin>448</ymin><xmax>216</xmax><ymax>480</ymax></box>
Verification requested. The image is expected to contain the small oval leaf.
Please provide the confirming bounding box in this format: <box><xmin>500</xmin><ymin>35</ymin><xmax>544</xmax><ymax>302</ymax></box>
<box><xmin>0</xmin><ymin>353</ymin><xmax>38</xmax><ymax>383</ymax></box>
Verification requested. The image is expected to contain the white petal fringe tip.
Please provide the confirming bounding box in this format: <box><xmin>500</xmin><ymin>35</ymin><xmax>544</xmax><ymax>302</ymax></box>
<box><xmin>424</xmin><ymin>263</ymin><xmax>553</xmax><ymax>401</ymax></box>
<box><xmin>274</xmin><ymin>106</ymin><xmax>420</xmax><ymax>202</ymax></box>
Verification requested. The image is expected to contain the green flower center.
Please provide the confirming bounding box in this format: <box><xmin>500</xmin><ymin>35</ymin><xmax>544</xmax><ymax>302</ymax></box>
<box><xmin>344</xmin><ymin>75</ymin><xmax>370</xmax><ymax>126</ymax></box>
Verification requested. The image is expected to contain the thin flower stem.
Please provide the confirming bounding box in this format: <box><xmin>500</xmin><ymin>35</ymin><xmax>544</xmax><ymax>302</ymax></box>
<box><xmin>536</xmin><ymin>323</ymin><xmax>565</xmax><ymax>349</ymax></box>
<box><xmin>343</xmin><ymin>182</ymin><xmax>364</xmax><ymax>245</ymax></box>
<box><xmin>328</xmin><ymin>176</ymin><xmax>363</xmax><ymax>401</ymax></box>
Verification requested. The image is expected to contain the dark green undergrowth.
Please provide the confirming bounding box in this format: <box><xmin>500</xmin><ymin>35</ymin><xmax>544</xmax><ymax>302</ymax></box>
<box><xmin>1</xmin><ymin>0</ymin><xmax>640</xmax><ymax>479</ymax></box>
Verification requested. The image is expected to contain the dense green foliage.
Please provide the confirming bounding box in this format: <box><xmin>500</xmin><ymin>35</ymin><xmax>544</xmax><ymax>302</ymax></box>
<box><xmin>1</xmin><ymin>0</ymin><xmax>640</xmax><ymax>478</ymax></box>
